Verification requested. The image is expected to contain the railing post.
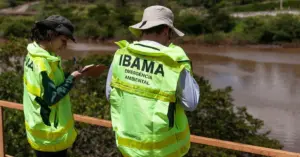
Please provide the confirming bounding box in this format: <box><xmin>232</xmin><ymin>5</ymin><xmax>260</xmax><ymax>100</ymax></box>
<box><xmin>0</xmin><ymin>106</ymin><xmax>5</xmax><ymax>157</ymax></box>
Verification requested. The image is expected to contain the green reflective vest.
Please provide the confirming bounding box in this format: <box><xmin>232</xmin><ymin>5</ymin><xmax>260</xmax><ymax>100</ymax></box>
<box><xmin>110</xmin><ymin>40</ymin><xmax>191</xmax><ymax>157</ymax></box>
<box><xmin>23</xmin><ymin>42</ymin><xmax>77</xmax><ymax>152</ymax></box>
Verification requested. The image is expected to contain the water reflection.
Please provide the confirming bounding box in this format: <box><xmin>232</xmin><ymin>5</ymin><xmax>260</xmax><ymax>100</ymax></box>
<box><xmin>193</xmin><ymin>50</ymin><xmax>300</xmax><ymax>152</ymax></box>
<box><xmin>63</xmin><ymin>43</ymin><xmax>300</xmax><ymax>152</ymax></box>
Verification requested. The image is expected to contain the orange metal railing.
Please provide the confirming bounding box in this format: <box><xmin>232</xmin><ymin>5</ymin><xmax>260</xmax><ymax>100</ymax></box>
<box><xmin>0</xmin><ymin>100</ymin><xmax>300</xmax><ymax>157</ymax></box>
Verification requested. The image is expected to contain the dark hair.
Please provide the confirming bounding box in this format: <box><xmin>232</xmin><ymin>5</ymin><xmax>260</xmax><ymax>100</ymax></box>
<box><xmin>142</xmin><ymin>24</ymin><xmax>169</xmax><ymax>35</ymax></box>
<box><xmin>30</xmin><ymin>23</ymin><xmax>59</xmax><ymax>43</ymax></box>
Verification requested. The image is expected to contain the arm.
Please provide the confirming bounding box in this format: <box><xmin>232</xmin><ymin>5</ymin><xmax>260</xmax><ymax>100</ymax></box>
<box><xmin>106</xmin><ymin>64</ymin><xmax>113</xmax><ymax>101</ymax></box>
<box><xmin>41</xmin><ymin>71</ymin><xmax>75</xmax><ymax>106</ymax></box>
<box><xmin>176</xmin><ymin>69</ymin><xmax>200</xmax><ymax>111</ymax></box>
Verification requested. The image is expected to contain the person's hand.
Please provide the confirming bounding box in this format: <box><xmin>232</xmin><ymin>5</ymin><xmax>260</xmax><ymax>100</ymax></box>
<box><xmin>71</xmin><ymin>71</ymin><xmax>83</xmax><ymax>80</ymax></box>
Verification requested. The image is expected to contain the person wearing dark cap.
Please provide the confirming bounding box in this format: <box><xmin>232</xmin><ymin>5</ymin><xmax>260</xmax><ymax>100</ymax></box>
<box><xmin>23</xmin><ymin>15</ymin><xmax>81</xmax><ymax>157</ymax></box>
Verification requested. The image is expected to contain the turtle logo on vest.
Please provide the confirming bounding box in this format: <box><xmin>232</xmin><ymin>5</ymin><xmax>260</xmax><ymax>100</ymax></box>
<box><xmin>119</xmin><ymin>54</ymin><xmax>164</xmax><ymax>77</ymax></box>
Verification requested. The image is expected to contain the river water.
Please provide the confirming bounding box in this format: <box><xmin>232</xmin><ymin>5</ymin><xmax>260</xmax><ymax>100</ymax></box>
<box><xmin>65</xmin><ymin>42</ymin><xmax>300</xmax><ymax>152</ymax></box>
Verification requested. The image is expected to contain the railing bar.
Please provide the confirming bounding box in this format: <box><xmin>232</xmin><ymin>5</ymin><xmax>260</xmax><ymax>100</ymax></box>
<box><xmin>0</xmin><ymin>101</ymin><xmax>22</xmax><ymax>111</ymax></box>
<box><xmin>190</xmin><ymin>135</ymin><xmax>300</xmax><ymax>157</ymax></box>
<box><xmin>1</xmin><ymin>100</ymin><xmax>300</xmax><ymax>157</ymax></box>
<box><xmin>73</xmin><ymin>114</ymin><xmax>112</xmax><ymax>128</ymax></box>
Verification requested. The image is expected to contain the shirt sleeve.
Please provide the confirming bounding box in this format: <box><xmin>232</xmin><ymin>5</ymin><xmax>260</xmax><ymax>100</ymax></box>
<box><xmin>176</xmin><ymin>69</ymin><xmax>200</xmax><ymax>111</ymax></box>
<box><xmin>40</xmin><ymin>71</ymin><xmax>75</xmax><ymax>106</ymax></box>
<box><xmin>106</xmin><ymin>64</ymin><xmax>113</xmax><ymax>101</ymax></box>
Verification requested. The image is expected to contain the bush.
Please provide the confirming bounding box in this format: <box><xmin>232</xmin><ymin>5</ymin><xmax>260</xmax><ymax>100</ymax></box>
<box><xmin>0</xmin><ymin>37</ymin><xmax>27</xmax><ymax>70</ymax></box>
<box><xmin>3</xmin><ymin>22</ymin><xmax>29</xmax><ymax>38</ymax></box>
<box><xmin>227</xmin><ymin>0</ymin><xmax>300</xmax><ymax>12</ymax></box>
<box><xmin>229</xmin><ymin>17</ymin><xmax>266</xmax><ymax>44</ymax></box>
<box><xmin>0</xmin><ymin>39</ymin><xmax>283</xmax><ymax>157</ymax></box>
<box><xmin>88</xmin><ymin>4</ymin><xmax>111</xmax><ymax>25</ymax></box>
<box><xmin>0</xmin><ymin>17</ymin><xmax>34</xmax><ymax>38</ymax></box>
<box><xmin>225</xmin><ymin>15</ymin><xmax>300</xmax><ymax>44</ymax></box>
<box><xmin>0</xmin><ymin>1</ymin><xmax>8</xmax><ymax>9</ymax></box>
<box><xmin>76</xmin><ymin>21</ymin><xmax>108</xmax><ymax>39</ymax></box>
<box><xmin>204</xmin><ymin>8</ymin><xmax>236</xmax><ymax>33</ymax></box>
<box><xmin>113</xmin><ymin>7</ymin><xmax>136</xmax><ymax>27</ymax></box>
<box><xmin>176</xmin><ymin>9</ymin><xmax>205</xmax><ymax>35</ymax></box>
<box><xmin>3</xmin><ymin>1</ymin><xmax>300</xmax><ymax>45</ymax></box>
<box><xmin>113</xmin><ymin>26</ymin><xmax>134</xmax><ymax>40</ymax></box>
<box><xmin>203</xmin><ymin>32</ymin><xmax>227</xmax><ymax>45</ymax></box>
<box><xmin>257</xmin><ymin>14</ymin><xmax>300</xmax><ymax>43</ymax></box>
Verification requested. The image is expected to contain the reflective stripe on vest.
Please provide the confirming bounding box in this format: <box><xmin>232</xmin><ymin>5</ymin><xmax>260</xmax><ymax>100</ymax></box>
<box><xmin>25</xmin><ymin>119</ymin><xmax>74</xmax><ymax>140</ymax></box>
<box><xmin>24</xmin><ymin>76</ymin><xmax>41</xmax><ymax>97</ymax></box>
<box><xmin>111</xmin><ymin>77</ymin><xmax>176</xmax><ymax>102</ymax></box>
<box><xmin>117</xmin><ymin>125</ymin><xmax>189</xmax><ymax>150</ymax></box>
<box><xmin>27</xmin><ymin>128</ymin><xmax>77</xmax><ymax>152</ymax></box>
<box><xmin>121</xmin><ymin>142</ymin><xmax>190</xmax><ymax>157</ymax></box>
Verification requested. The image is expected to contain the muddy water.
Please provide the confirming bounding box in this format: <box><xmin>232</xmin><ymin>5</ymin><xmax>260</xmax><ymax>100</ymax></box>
<box><xmin>65</xmin><ymin>42</ymin><xmax>300</xmax><ymax>152</ymax></box>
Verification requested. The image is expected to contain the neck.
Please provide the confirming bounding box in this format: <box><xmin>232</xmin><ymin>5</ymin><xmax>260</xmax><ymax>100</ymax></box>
<box><xmin>141</xmin><ymin>34</ymin><xmax>167</xmax><ymax>46</ymax></box>
<box><xmin>38</xmin><ymin>41</ymin><xmax>52</xmax><ymax>52</ymax></box>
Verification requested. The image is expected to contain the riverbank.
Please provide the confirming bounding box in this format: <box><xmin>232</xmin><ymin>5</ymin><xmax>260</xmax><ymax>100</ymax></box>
<box><xmin>3</xmin><ymin>37</ymin><xmax>300</xmax><ymax>52</ymax></box>
<box><xmin>2</xmin><ymin>2</ymin><xmax>300</xmax><ymax>47</ymax></box>
<box><xmin>73</xmin><ymin>37</ymin><xmax>300</xmax><ymax>50</ymax></box>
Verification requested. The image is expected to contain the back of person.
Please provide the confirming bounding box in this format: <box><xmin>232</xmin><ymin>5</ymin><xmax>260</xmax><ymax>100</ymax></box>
<box><xmin>110</xmin><ymin>40</ymin><xmax>191</xmax><ymax>157</ymax></box>
<box><xmin>106</xmin><ymin>5</ymin><xmax>200</xmax><ymax>157</ymax></box>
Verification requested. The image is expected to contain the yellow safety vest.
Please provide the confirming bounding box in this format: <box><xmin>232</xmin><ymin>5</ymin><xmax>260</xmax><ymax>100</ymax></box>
<box><xmin>23</xmin><ymin>42</ymin><xmax>77</xmax><ymax>152</ymax></box>
<box><xmin>110</xmin><ymin>40</ymin><xmax>192</xmax><ymax>157</ymax></box>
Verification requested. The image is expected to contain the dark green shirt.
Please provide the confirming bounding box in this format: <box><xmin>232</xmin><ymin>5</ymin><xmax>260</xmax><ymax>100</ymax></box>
<box><xmin>41</xmin><ymin>71</ymin><xmax>74</xmax><ymax>106</ymax></box>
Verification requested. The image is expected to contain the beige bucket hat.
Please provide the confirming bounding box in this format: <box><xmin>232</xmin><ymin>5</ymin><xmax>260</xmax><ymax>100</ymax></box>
<box><xmin>129</xmin><ymin>5</ymin><xmax>184</xmax><ymax>37</ymax></box>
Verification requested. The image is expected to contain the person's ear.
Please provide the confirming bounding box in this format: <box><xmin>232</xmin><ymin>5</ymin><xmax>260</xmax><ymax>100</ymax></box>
<box><xmin>164</xmin><ymin>26</ymin><xmax>170</xmax><ymax>36</ymax></box>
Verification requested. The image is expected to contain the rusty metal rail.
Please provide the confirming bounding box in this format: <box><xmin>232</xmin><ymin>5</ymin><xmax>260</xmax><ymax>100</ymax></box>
<box><xmin>0</xmin><ymin>100</ymin><xmax>300</xmax><ymax>157</ymax></box>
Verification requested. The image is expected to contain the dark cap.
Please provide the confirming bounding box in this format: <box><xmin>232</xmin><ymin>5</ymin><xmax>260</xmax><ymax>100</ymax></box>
<box><xmin>37</xmin><ymin>15</ymin><xmax>76</xmax><ymax>42</ymax></box>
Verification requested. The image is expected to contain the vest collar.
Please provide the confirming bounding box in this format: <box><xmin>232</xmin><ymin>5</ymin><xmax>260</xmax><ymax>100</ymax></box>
<box><xmin>115</xmin><ymin>40</ymin><xmax>189</xmax><ymax>62</ymax></box>
<box><xmin>27</xmin><ymin>42</ymin><xmax>61</xmax><ymax>62</ymax></box>
<box><xmin>139</xmin><ymin>40</ymin><xmax>166</xmax><ymax>49</ymax></box>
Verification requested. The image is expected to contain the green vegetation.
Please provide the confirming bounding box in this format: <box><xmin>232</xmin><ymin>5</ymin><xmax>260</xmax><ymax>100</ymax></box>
<box><xmin>1</xmin><ymin>0</ymin><xmax>300</xmax><ymax>45</ymax></box>
<box><xmin>0</xmin><ymin>37</ymin><xmax>283</xmax><ymax>156</ymax></box>
<box><xmin>6</xmin><ymin>0</ymin><xmax>36</xmax><ymax>7</ymax></box>
<box><xmin>227</xmin><ymin>0</ymin><xmax>300</xmax><ymax>12</ymax></box>
<box><xmin>0</xmin><ymin>2</ymin><xmax>8</xmax><ymax>9</ymax></box>
<box><xmin>0</xmin><ymin>1</ymin><xmax>293</xmax><ymax>156</ymax></box>
<box><xmin>0</xmin><ymin>16</ymin><xmax>34</xmax><ymax>38</ymax></box>
<box><xmin>176</xmin><ymin>0</ymin><xmax>300</xmax><ymax>11</ymax></box>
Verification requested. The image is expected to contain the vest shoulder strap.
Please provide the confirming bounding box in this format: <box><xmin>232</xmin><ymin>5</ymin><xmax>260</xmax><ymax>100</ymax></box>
<box><xmin>115</xmin><ymin>40</ymin><xmax>129</xmax><ymax>49</ymax></box>
<box><xmin>166</xmin><ymin>44</ymin><xmax>192</xmax><ymax>72</ymax></box>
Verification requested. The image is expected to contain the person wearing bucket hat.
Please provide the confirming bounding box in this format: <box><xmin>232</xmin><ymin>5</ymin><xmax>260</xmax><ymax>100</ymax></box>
<box><xmin>106</xmin><ymin>5</ymin><xmax>200</xmax><ymax>157</ymax></box>
<box><xmin>23</xmin><ymin>15</ymin><xmax>89</xmax><ymax>157</ymax></box>
<box><xmin>129</xmin><ymin>5</ymin><xmax>184</xmax><ymax>38</ymax></box>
